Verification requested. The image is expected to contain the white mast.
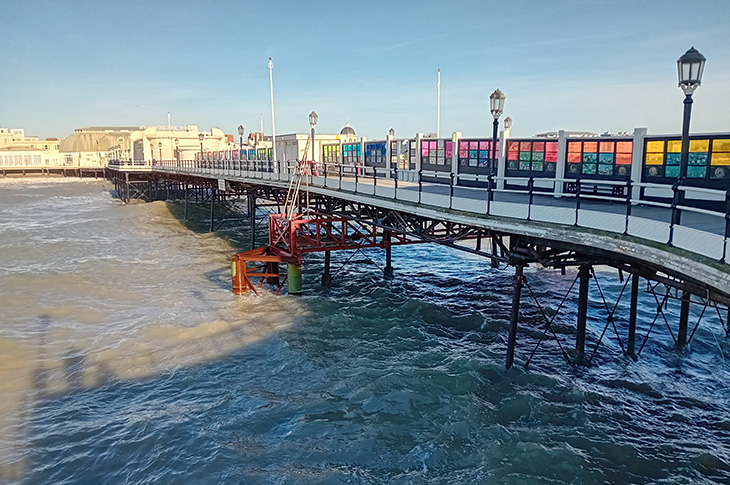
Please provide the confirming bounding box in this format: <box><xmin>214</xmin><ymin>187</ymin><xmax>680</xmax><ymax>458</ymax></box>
<box><xmin>268</xmin><ymin>57</ymin><xmax>277</xmax><ymax>166</ymax></box>
<box><xmin>437</xmin><ymin>68</ymin><xmax>441</xmax><ymax>138</ymax></box>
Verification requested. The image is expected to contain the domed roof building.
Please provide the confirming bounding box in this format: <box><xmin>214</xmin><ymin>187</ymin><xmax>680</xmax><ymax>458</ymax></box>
<box><xmin>340</xmin><ymin>122</ymin><xmax>356</xmax><ymax>137</ymax></box>
<box><xmin>339</xmin><ymin>122</ymin><xmax>357</xmax><ymax>143</ymax></box>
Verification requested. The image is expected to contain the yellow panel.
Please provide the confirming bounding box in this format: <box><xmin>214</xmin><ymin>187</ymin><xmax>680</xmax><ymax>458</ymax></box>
<box><xmin>689</xmin><ymin>139</ymin><xmax>710</xmax><ymax>152</ymax></box>
<box><xmin>666</xmin><ymin>140</ymin><xmax>682</xmax><ymax>153</ymax></box>
<box><xmin>711</xmin><ymin>153</ymin><xmax>730</xmax><ymax>166</ymax></box>
<box><xmin>714</xmin><ymin>139</ymin><xmax>730</xmax><ymax>152</ymax></box>
<box><xmin>645</xmin><ymin>153</ymin><xmax>664</xmax><ymax>165</ymax></box>
<box><xmin>646</xmin><ymin>141</ymin><xmax>664</xmax><ymax>153</ymax></box>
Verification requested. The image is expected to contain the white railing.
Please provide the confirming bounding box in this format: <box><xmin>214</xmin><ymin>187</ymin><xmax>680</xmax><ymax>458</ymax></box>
<box><xmin>150</xmin><ymin>158</ymin><xmax>730</xmax><ymax>264</ymax></box>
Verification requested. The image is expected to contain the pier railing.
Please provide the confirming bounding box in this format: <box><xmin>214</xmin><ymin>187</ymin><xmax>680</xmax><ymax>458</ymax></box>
<box><xmin>150</xmin><ymin>158</ymin><xmax>730</xmax><ymax>264</ymax></box>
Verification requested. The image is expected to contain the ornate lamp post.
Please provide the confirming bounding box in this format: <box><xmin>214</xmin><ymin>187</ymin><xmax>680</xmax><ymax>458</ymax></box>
<box><xmin>174</xmin><ymin>138</ymin><xmax>179</xmax><ymax>162</ymax></box>
<box><xmin>389</xmin><ymin>128</ymin><xmax>395</xmax><ymax>137</ymax></box>
<box><xmin>309</xmin><ymin>111</ymin><xmax>318</xmax><ymax>162</ymax></box>
<box><xmin>198</xmin><ymin>132</ymin><xmax>204</xmax><ymax>161</ymax></box>
<box><xmin>238</xmin><ymin>125</ymin><xmax>245</xmax><ymax>160</ymax></box>
<box><xmin>489</xmin><ymin>89</ymin><xmax>506</xmax><ymax>175</ymax></box>
<box><xmin>157</xmin><ymin>142</ymin><xmax>163</xmax><ymax>163</ymax></box>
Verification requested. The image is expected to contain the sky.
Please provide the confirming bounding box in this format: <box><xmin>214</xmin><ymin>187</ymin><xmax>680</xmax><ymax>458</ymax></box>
<box><xmin>1</xmin><ymin>0</ymin><xmax>729</xmax><ymax>141</ymax></box>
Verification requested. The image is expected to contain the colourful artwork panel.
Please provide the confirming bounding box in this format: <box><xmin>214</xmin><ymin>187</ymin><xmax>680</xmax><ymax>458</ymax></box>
<box><xmin>566</xmin><ymin>138</ymin><xmax>633</xmax><ymax>178</ymax></box>
<box><xmin>643</xmin><ymin>136</ymin><xmax>730</xmax><ymax>183</ymax></box>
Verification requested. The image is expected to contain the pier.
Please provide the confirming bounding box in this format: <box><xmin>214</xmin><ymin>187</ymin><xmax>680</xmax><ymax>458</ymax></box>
<box><xmin>107</xmin><ymin>151</ymin><xmax>730</xmax><ymax>369</ymax></box>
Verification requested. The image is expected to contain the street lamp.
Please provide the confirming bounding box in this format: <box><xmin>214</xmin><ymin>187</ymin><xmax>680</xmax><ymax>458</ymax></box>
<box><xmin>309</xmin><ymin>111</ymin><xmax>318</xmax><ymax>162</ymax></box>
<box><xmin>199</xmin><ymin>133</ymin><xmax>204</xmax><ymax>161</ymax></box>
<box><xmin>489</xmin><ymin>89</ymin><xmax>506</xmax><ymax>175</ymax></box>
<box><xmin>158</xmin><ymin>142</ymin><xmax>163</xmax><ymax>162</ymax></box>
<box><xmin>238</xmin><ymin>125</ymin><xmax>245</xmax><ymax>160</ymax></box>
<box><xmin>504</xmin><ymin>117</ymin><xmax>512</xmax><ymax>130</ymax></box>
<box><xmin>389</xmin><ymin>128</ymin><xmax>395</xmax><ymax>137</ymax></box>
<box><xmin>174</xmin><ymin>138</ymin><xmax>179</xmax><ymax>162</ymax></box>
<box><xmin>677</xmin><ymin>47</ymin><xmax>706</xmax><ymax>184</ymax></box>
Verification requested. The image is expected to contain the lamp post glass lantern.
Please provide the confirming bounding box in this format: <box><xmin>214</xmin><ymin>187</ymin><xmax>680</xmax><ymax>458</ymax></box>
<box><xmin>309</xmin><ymin>111</ymin><xmax>318</xmax><ymax>163</ymax></box>
<box><xmin>489</xmin><ymin>89</ymin><xmax>506</xmax><ymax>174</ymax></box>
<box><xmin>198</xmin><ymin>133</ymin><xmax>204</xmax><ymax>160</ymax></box>
<box><xmin>238</xmin><ymin>125</ymin><xmax>245</xmax><ymax>160</ymax></box>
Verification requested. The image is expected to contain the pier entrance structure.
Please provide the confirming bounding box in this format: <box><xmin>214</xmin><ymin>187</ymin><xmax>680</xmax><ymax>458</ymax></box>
<box><xmin>107</xmin><ymin>155</ymin><xmax>730</xmax><ymax>369</ymax></box>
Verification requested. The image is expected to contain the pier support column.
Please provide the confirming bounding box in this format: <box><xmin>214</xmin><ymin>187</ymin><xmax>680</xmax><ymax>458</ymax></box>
<box><xmin>384</xmin><ymin>230</ymin><xmax>394</xmax><ymax>278</ymax></box>
<box><xmin>678</xmin><ymin>290</ymin><xmax>690</xmax><ymax>347</ymax></box>
<box><xmin>248</xmin><ymin>193</ymin><xmax>256</xmax><ymax>249</ymax></box>
<box><xmin>491</xmin><ymin>237</ymin><xmax>499</xmax><ymax>268</ymax></box>
<box><xmin>506</xmin><ymin>264</ymin><xmax>524</xmax><ymax>369</ymax></box>
<box><xmin>183</xmin><ymin>185</ymin><xmax>188</xmax><ymax>220</ymax></box>
<box><xmin>209</xmin><ymin>188</ymin><xmax>216</xmax><ymax>232</ymax></box>
<box><xmin>288</xmin><ymin>264</ymin><xmax>303</xmax><ymax>295</ymax></box>
<box><xmin>575</xmin><ymin>264</ymin><xmax>591</xmax><ymax>364</ymax></box>
<box><xmin>627</xmin><ymin>273</ymin><xmax>639</xmax><ymax>359</ymax></box>
<box><xmin>322</xmin><ymin>251</ymin><xmax>332</xmax><ymax>286</ymax></box>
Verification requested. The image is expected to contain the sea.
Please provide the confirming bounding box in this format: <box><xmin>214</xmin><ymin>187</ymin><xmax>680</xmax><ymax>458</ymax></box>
<box><xmin>1</xmin><ymin>178</ymin><xmax>729</xmax><ymax>484</ymax></box>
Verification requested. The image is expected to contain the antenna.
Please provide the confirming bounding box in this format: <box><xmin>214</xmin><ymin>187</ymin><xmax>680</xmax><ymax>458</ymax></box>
<box><xmin>437</xmin><ymin>69</ymin><xmax>441</xmax><ymax>138</ymax></box>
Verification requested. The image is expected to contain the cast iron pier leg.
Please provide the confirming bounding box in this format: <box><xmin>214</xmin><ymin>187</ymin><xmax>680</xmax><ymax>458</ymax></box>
<box><xmin>384</xmin><ymin>230</ymin><xmax>394</xmax><ymax>278</ymax></box>
<box><xmin>627</xmin><ymin>273</ymin><xmax>639</xmax><ymax>359</ymax></box>
<box><xmin>209</xmin><ymin>188</ymin><xmax>216</xmax><ymax>232</ymax></box>
<box><xmin>506</xmin><ymin>264</ymin><xmax>524</xmax><ymax>369</ymax></box>
<box><xmin>678</xmin><ymin>290</ymin><xmax>690</xmax><ymax>347</ymax></box>
<box><xmin>576</xmin><ymin>264</ymin><xmax>591</xmax><ymax>364</ymax></box>
<box><xmin>248</xmin><ymin>193</ymin><xmax>256</xmax><ymax>249</ymax></box>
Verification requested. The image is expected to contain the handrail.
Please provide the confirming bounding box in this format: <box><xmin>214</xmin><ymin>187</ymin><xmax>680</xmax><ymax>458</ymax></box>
<box><xmin>147</xmin><ymin>158</ymin><xmax>729</xmax><ymax>263</ymax></box>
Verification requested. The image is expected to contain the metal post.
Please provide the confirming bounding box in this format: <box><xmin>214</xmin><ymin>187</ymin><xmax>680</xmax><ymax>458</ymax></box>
<box><xmin>722</xmin><ymin>189</ymin><xmax>730</xmax><ymax>263</ymax></box>
<box><xmin>491</xmin><ymin>118</ymin><xmax>499</xmax><ymax>176</ymax></box>
<box><xmin>209</xmin><ymin>188</ymin><xmax>216</xmax><ymax>232</ymax></box>
<box><xmin>506</xmin><ymin>264</ymin><xmax>524</xmax><ymax>369</ymax></box>
<box><xmin>627</xmin><ymin>272</ymin><xmax>639</xmax><ymax>359</ymax></box>
<box><xmin>418</xmin><ymin>170</ymin><xmax>423</xmax><ymax>204</ymax></box>
<box><xmin>527</xmin><ymin>176</ymin><xmax>534</xmax><ymax>221</ymax></box>
<box><xmin>678</xmin><ymin>290</ymin><xmax>690</xmax><ymax>347</ymax></box>
<box><xmin>574</xmin><ymin>176</ymin><xmax>582</xmax><ymax>226</ymax></box>
<box><xmin>576</xmin><ymin>264</ymin><xmax>590</xmax><ymax>364</ymax></box>
<box><xmin>676</xmin><ymin>94</ymin><xmax>693</xmax><ymax>223</ymax></box>
<box><xmin>249</xmin><ymin>193</ymin><xmax>256</xmax><ymax>249</ymax></box>
<box><xmin>669</xmin><ymin>180</ymin><xmax>680</xmax><ymax>246</ymax></box>
<box><xmin>322</xmin><ymin>220</ymin><xmax>332</xmax><ymax>286</ymax></box>
<box><xmin>384</xmin><ymin>230</ymin><xmax>394</xmax><ymax>278</ymax></box>
<box><xmin>624</xmin><ymin>179</ymin><xmax>633</xmax><ymax>235</ymax></box>
<box><xmin>449</xmin><ymin>172</ymin><xmax>455</xmax><ymax>209</ymax></box>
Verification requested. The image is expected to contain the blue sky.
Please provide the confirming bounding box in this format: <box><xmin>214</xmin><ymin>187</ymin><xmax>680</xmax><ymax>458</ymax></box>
<box><xmin>1</xmin><ymin>0</ymin><xmax>729</xmax><ymax>140</ymax></box>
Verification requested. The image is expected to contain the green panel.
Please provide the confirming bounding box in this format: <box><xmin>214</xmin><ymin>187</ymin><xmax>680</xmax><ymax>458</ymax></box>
<box><xmin>665</xmin><ymin>153</ymin><xmax>681</xmax><ymax>165</ymax></box>
<box><xmin>665</xmin><ymin>166</ymin><xmax>680</xmax><ymax>178</ymax></box>
<box><xmin>687</xmin><ymin>166</ymin><xmax>707</xmax><ymax>178</ymax></box>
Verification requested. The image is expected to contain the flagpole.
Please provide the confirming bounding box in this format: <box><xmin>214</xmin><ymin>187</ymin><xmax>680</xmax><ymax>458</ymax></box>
<box><xmin>437</xmin><ymin>68</ymin><xmax>441</xmax><ymax>138</ymax></box>
<box><xmin>268</xmin><ymin>57</ymin><xmax>277</xmax><ymax>168</ymax></box>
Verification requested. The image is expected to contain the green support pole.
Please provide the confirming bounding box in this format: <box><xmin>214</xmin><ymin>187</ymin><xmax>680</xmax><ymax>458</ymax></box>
<box><xmin>287</xmin><ymin>264</ymin><xmax>302</xmax><ymax>295</ymax></box>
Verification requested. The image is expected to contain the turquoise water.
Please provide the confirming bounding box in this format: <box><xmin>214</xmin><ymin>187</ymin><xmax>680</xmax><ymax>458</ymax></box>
<box><xmin>1</xmin><ymin>179</ymin><xmax>729</xmax><ymax>484</ymax></box>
